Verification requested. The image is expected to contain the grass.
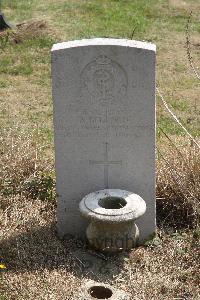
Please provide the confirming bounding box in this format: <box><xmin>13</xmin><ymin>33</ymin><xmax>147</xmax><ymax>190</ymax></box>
<box><xmin>0</xmin><ymin>132</ymin><xmax>199</xmax><ymax>299</ymax></box>
<box><xmin>157</xmin><ymin>139</ymin><xmax>200</xmax><ymax>229</ymax></box>
<box><xmin>0</xmin><ymin>0</ymin><xmax>199</xmax><ymax>299</ymax></box>
<box><xmin>0</xmin><ymin>1</ymin><xmax>199</xmax><ymax>136</ymax></box>
<box><xmin>0</xmin><ymin>137</ymin><xmax>199</xmax><ymax>298</ymax></box>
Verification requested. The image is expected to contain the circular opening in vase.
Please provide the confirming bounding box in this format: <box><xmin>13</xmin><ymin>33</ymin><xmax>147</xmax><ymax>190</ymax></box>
<box><xmin>98</xmin><ymin>197</ymin><xmax>127</xmax><ymax>209</ymax></box>
<box><xmin>89</xmin><ymin>286</ymin><xmax>113</xmax><ymax>299</ymax></box>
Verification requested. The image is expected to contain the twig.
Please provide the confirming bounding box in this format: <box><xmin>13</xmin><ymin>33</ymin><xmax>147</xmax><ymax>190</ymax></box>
<box><xmin>157</xmin><ymin>147</ymin><xmax>196</xmax><ymax>202</ymax></box>
<box><xmin>156</xmin><ymin>87</ymin><xmax>200</xmax><ymax>149</ymax></box>
<box><xmin>34</xmin><ymin>124</ymin><xmax>39</xmax><ymax>172</ymax></box>
<box><xmin>158</xmin><ymin>127</ymin><xmax>187</xmax><ymax>161</ymax></box>
<box><xmin>88</xmin><ymin>250</ymin><xmax>108</xmax><ymax>261</ymax></box>
<box><xmin>186</xmin><ymin>11</ymin><xmax>200</xmax><ymax>81</ymax></box>
<box><xmin>130</xmin><ymin>26</ymin><xmax>137</xmax><ymax>39</ymax></box>
<box><xmin>158</xmin><ymin>126</ymin><xmax>195</xmax><ymax>175</ymax></box>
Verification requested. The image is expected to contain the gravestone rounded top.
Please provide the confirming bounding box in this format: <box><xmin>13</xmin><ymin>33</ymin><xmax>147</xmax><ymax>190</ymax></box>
<box><xmin>51</xmin><ymin>37</ymin><xmax>156</xmax><ymax>52</ymax></box>
<box><xmin>79</xmin><ymin>189</ymin><xmax>146</xmax><ymax>223</ymax></box>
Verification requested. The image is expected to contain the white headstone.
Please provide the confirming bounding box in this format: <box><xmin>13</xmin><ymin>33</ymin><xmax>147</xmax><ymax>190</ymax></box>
<box><xmin>51</xmin><ymin>38</ymin><xmax>156</xmax><ymax>242</ymax></box>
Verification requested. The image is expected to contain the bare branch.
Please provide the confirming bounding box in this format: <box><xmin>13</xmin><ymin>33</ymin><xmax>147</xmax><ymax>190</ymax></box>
<box><xmin>157</xmin><ymin>147</ymin><xmax>197</xmax><ymax>202</ymax></box>
<box><xmin>186</xmin><ymin>11</ymin><xmax>200</xmax><ymax>80</ymax></box>
<box><xmin>156</xmin><ymin>87</ymin><xmax>200</xmax><ymax>149</ymax></box>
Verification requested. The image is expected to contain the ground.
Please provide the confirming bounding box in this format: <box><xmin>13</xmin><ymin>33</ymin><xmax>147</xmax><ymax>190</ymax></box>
<box><xmin>0</xmin><ymin>1</ymin><xmax>199</xmax><ymax>299</ymax></box>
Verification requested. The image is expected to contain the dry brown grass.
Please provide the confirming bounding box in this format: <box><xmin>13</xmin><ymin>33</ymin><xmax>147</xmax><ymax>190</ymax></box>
<box><xmin>1</xmin><ymin>202</ymin><xmax>199</xmax><ymax>300</ymax></box>
<box><xmin>157</xmin><ymin>137</ymin><xmax>200</xmax><ymax>229</ymax></box>
<box><xmin>0</xmin><ymin>130</ymin><xmax>199</xmax><ymax>300</ymax></box>
<box><xmin>0</xmin><ymin>128</ymin><xmax>55</xmax><ymax>211</ymax></box>
<box><xmin>0</xmin><ymin>20</ymin><xmax>52</xmax><ymax>45</ymax></box>
<box><xmin>169</xmin><ymin>0</ymin><xmax>200</xmax><ymax>12</ymax></box>
<box><xmin>0</xmin><ymin>1</ymin><xmax>200</xmax><ymax>299</ymax></box>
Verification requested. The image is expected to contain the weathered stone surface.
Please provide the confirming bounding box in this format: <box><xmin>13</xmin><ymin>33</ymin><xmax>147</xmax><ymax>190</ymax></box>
<box><xmin>51</xmin><ymin>38</ymin><xmax>156</xmax><ymax>242</ymax></box>
<box><xmin>79</xmin><ymin>189</ymin><xmax>146</xmax><ymax>252</ymax></box>
<box><xmin>79</xmin><ymin>189</ymin><xmax>146</xmax><ymax>222</ymax></box>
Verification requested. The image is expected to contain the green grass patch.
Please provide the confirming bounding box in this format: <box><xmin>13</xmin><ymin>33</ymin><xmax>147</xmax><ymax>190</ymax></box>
<box><xmin>158</xmin><ymin>116</ymin><xmax>186</xmax><ymax>136</ymax></box>
<box><xmin>4</xmin><ymin>0</ymin><xmax>161</xmax><ymax>39</ymax></box>
<box><xmin>0</xmin><ymin>35</ymin><xmax>54</xmax><ymax>76</ymax></box>
<box><xmin>0</xmin><ymin>295</ymin><xmax>8</xmax><ymax>300</ymax></box>
<box><xmin>170</xmin><ymin>99</ymin><xmax>188</xmax><ymax>112</ymax></box>
<box><xmin>0</xmin><ymin>54</ymin><xmax>33</xmax><ymax>76</ymax></box>
<box><xmin>10</xmin><ymin>63</ymin><xmax>33</xmax><ymax>76</ymax></box>
<box><xmin>22</xmin><ymin>36</ymin><xmax>55</xmax><ymax>49</ymax></box>
<box><xmin>0</xmin><ymin>0</ymin><xmax>199</xmax><ymax>143</ymax></box>
<box><xmin>174</xmin><ymin>62</ymin><xmax>187</xmax><ymax>73</ymax></box>
<box><xmin>158</xmin><ymin>114</ymin><xmax>200</xmax><ymax>137</ymax></box>
<box><xmin>0</xmin><ymin>79</ymin><xmax>8</xmax><ymax>88</ymax></box>
<box><xmin>3</xmin><ymin>0</ymin><xmax>37</xmax><ymax>22</ymax></box>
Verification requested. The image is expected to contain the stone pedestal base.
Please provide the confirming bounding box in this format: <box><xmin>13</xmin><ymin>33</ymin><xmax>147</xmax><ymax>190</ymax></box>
<box><xmin>87</xmin><ymin>221</ymin><xmax>139</xmax><ymax>252</ymax></box>
<box><xmin>79</xmin><ymin>189</ymin><xmax>146</xmax><ymax>253</ymax></box>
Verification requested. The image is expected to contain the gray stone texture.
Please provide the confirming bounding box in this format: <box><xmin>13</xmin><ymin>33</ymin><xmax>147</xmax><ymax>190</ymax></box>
<box><xmin>51</xmin><ymin>38</ymin><xmax>156</xmax><ymax>242</ymax></box>
<box><xmin>79</xmin><ymin>189</ymin><xmax>146</xmax><ymax>251</ymax></box>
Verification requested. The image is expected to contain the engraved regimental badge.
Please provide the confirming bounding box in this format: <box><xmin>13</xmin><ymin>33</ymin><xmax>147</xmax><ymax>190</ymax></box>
<box><xmin>81</xmin><ymin>55</ymin><xmax>127</xmax><ymax>105</ymax></box>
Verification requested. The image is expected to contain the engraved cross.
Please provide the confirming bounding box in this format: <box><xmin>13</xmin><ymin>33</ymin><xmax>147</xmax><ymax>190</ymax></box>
<box><xmin>89</xmin><ymin>142</ymin><xmax>122</xmax><ymax>188</ymax></box>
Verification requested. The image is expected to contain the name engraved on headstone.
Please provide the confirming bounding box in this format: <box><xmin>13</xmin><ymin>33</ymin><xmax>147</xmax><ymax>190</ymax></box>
<box><xmin>55</xmin><ymin>108</ymin><xmax>132</xmax><ymax>137</ymax></box>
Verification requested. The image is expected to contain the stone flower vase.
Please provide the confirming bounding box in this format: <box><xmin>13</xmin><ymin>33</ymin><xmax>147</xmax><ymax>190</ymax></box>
<box><xmin>79</xmin><ymin>189</ymin><xmax>146</xmax><ymax>252</ymax></box>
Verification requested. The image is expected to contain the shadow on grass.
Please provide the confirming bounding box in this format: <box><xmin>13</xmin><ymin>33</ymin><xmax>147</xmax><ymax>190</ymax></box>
<box><xmin>1</xmin><ymin>200</ymin><xmax>197</xmax><ymax>283</ymax></box>
<box><xmin>0</xmin><ymin>223</ymin><xmax>127</xmax><ymax>282</ymax></box>
<box><xmin>156</xmin><ymin>198</ymin><xmax>198</xmax><ymax>230</ymax></box>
